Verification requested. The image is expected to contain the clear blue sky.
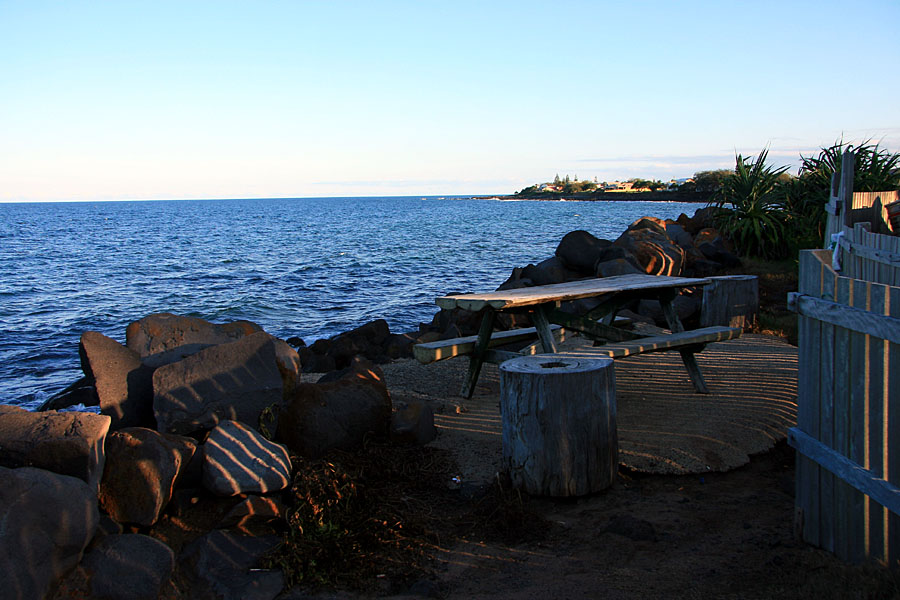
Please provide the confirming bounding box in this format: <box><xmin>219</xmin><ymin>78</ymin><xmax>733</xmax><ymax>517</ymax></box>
<box><xmin>1</xmin><ymin>1</ymin><xmax>898</xmax><ymax>201</ymax></box>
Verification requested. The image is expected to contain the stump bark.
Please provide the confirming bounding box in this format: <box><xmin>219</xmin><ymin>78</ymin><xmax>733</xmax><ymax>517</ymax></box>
<box><xmin>499</xmin><ymin>355</ymin><xmax>617</xmax><ymax>497</ymax></box>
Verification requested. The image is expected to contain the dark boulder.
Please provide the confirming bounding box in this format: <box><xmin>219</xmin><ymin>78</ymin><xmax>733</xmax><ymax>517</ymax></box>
<box><xmin>174</xmin><ymin>531</ymin><xmax>283</xmax><ymax>600</ymax></box>
<box><xmin>0</xmin><ymin>466</ymin><xmax>99</xmax><ymax>600</ymax></box>
<box><xmin>555</xmin><ymin>230</ymin><xmax>612</xmax><ymax>273</ymax></box>
<box><xmin>81</xmin><ymin>534</ymin><xmax>175</xmax><ymax>600</ymax></box>
<box><xmin>276</xmin><ymin>368</ymin><xmax>391</xmax><ymax>458</ymax></box>
<box><xmin>38</xmin><ymin>376</ymin><xmax>99</xmax><ymax>411</ymax></box>
<box><xmin>626</xmin><ymin>216</ymin><xmax>668</xmax><ymax>235</ymax></box>
<box><xmin>521</xmin><ymin>256</ymin><xmax>581</xmax><ymax>286</ymax></box>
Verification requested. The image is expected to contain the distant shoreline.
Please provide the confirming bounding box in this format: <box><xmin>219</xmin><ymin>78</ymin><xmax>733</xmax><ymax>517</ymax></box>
<box><xmin>474</xmin><ymin>190</ymin><xmax>714</xmax><ymax>203</ymax></box>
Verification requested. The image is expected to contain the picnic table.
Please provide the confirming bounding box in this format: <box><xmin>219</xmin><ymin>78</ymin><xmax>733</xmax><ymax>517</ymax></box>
<box><xmin>414</xmin><ymin>273</ymin><xmax>742</xmax><ymax>397</ymax></box>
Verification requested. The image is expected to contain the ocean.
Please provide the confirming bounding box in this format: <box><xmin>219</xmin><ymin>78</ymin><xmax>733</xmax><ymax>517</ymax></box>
<box><xmin>0</xmin><ymin>196</ymin><xmax>706</xmax><ymax>409</ymax></box>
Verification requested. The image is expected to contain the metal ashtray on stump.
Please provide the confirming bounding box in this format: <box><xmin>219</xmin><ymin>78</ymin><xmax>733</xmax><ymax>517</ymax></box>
<box><xmin>499</xmin><ymin>355</ymin><xmax>617</xmax><ymax>497</ymax></box>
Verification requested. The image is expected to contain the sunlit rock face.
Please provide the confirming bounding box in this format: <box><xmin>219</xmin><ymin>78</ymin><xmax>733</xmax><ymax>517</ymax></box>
<box><xmin>0</xmin><ymin>466</ymin><xmax>99</xmax><ymax>600</ymax></box>
<box><xmin>125</xmin><ymin>312</ymin><xmax>263</xmax><ymax>360</ymax></box>
<box><xmin>152</xmin><ymin>331</ymin><xmax>284</xmax><ymax>435</ymax></box>
<box><xmin>79</xmin><ymin>330</ymin><xmax>155</xmax><ymax>430</ymax></box>
<box><xmin>0</xmin><ymin>405</ymin><xmax>110</xmax><ymax>491</ymax></box>
<box><xmin>98</xmin><ymin>427</ymin><xmax>197</xmax><ymax>526</ymax></box>
<box><xmin>202</xmin><ymin>420</ymin><xmax>292</xmax><ymax>497</ymax></box>
<box><xmin>614</xmin><ymin>227</ymin><xmax>685</xmax><ymax>276</ymax></box>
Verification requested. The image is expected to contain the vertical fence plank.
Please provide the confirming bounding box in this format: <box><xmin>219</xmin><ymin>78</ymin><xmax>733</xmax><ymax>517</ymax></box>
<box><xmin>797</xmin><ymin>251</ymin><xmax>824</xmax><ymax>546</ymax></box>
<box><xmin>819</xmin><ymin>262</ymin><xmax>838</xmax><ymax>553</ymax></box>
<box><xmin>848</xmin><ymin>278</ymin><xmax>869</xmax><ymax>562</ymax></box>
<box><xmin>868</xmin><ymin>282</ymin><xmax>887</xmax><ymax>562</ymax></box>
<box><xmin>887</xmin><ymin>284</ymin><xmax>900</xmax><ymax>565</ymax></box>
<box><xmin>833</xmin><ymin>276</ymin><xmax>852</xmax><ymax>560</ymax></box>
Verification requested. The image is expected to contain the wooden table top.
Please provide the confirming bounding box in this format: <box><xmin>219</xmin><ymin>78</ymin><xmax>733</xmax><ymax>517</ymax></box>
<box><xmin>436</xmin><ymin>274</ymin><xmax>711</xmax><ymax>311</ymax></box>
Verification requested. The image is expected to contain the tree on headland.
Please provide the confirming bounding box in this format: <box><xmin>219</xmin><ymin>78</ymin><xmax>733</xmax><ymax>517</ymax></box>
<box><xmin>693</xmin><ymin>170</ymin><xmax>732</xmax><ymax>193</ymax></box>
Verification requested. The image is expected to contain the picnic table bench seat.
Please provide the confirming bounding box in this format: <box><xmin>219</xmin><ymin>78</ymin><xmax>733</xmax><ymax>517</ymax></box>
<box><xmin>554</xmin><ymin>325</ymin><xmax>742</xmax><ymax>359</ymax></box>
<box><xmin>413</xmin><ymin>325</ymin><xmax>566</xmax><ymax>365</ymax></box>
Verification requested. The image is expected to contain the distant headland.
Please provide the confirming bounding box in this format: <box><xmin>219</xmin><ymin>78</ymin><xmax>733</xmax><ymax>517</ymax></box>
<box><xmin>477</xmin><ymin>172</ymin><xmax>725</xmax><ymax>203</ymax></box>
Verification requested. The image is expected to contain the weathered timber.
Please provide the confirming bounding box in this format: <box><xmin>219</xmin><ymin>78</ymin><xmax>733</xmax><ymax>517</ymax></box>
<box><xmin>787</xmin><ymin>293</ymin><xmax>900</xmax><ymax>345</ymax></box>
<box><xmin>789</xmin><ymin>428</ymin><xmax>900</xmax><ymax>517</ymax></box>
<box><xmin>500</xmin><ymin>355</ymin><xmax>617</xmax><ymax>497</ymax></box>
<box><xmin>553</xmin><ymin>326</ymin><xmax>741</xmax><ymax>360</ymax></box>
<box><xmin>435</xmin><ymin>274</ymin><xmax>710</xmax><ymax>312</ymax></box>
<box><xmin>412</xmin><ymin>324</ymin><xmax>566</xmax><ymax>364</ymax></box>
<box><xmin>700</xmin><ymin>275</ymin><xmax>759</xmax><ymax>329</ymax></box>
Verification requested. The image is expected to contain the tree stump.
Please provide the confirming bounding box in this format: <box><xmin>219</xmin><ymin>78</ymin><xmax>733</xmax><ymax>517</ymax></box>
<box><xmin>499</xmin><ymin>355</ymin><xmax>617</xmax><ymax>497</ymax></box>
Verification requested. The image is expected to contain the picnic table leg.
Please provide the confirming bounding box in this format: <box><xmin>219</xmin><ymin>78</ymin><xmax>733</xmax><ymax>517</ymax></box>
<box><xmin>461</xmin><ymin>309</ymin><xmax>497</xmax><ymax>398</ymax></box>
<box><xmin>659</xmin><ymin>289</ymin><xmax>710</xmax><ymax>394</ymax></box>
<box><xmin>532</xmin><ymin>305</ymin><xmax>559</xmax><ymax>354</ymax></box>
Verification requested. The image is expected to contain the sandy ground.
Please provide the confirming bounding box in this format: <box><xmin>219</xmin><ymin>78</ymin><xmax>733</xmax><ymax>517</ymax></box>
<box><xmin>308</xmin><ymin>333</ymin><xmax>898</xmax><ymax>600</ymax></box>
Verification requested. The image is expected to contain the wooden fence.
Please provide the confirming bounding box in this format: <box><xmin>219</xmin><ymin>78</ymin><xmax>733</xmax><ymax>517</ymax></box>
<box><xmin>788</xmin><ymin>248</ymin><xmax>900</xmax><ymax>564</ymax></box>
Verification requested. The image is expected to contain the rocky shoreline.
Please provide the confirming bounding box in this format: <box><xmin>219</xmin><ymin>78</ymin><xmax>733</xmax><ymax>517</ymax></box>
<box><xmin>0</xmin><ymin>205</ymin><xmax>751</xmax><ymax>599</ymax></box>
<box><xmin>475</xmin><ymin>190</ymin><xmax>714</xmax><ymax>203</ymax></box>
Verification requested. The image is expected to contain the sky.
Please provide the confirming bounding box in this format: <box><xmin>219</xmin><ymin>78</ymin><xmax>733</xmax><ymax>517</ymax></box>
<box><xmin>1</xmin><ymin>1</ymin><xmax>898</xmax><ymax>202</ymax></box>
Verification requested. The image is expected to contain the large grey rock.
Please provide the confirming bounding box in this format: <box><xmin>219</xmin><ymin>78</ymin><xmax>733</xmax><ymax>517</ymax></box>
<box><xmin>521</xmin><ymin>256</ymin><xmax>581</xmax><ymax>286</ymax></box>
<box><xmin>202</xmin><ymin>420</ymin><xmax>291</xmax><ymax>497</ymax></box>
<box><xmin>276</xmin><ymin>368</ymin><xmax>392</xmax><ymax>458</ymax></box>
<box><xmin>99</xmin><ymin>427</ymin><xmax>197</xmax><ymax>526</ymax></box>
<box><xmin>82</xmin><ymin>534</ymin><xmax>175</xmax><ymax>600</ymax></box>
<box><xmin>153</xmin><ymin>331</ymin><xmax>285</xmax><ymax>435</ymax></box>
<box><xmin>555</xmin><ymin>230</ymin><xmax>612</xmax><ymax>273</ymax></box>
<box><xmin>175</xmin><ymin>531</ymin><xmax>283</xmax><ymax>600</ymax></box>
<box><xmin>0</xmin><ymin>405</ymin><xmax>110</xmax><ymax>491</ymax></box>
<box><xmin>79</xmin><ymin>330</ymin><xmax>155</xmax><ymax>429</ymax></box>
<box><xmin>0</xmin><ymin>466</ymin><xmax>99</xmax><ymax>600</ymax></box>
<box><xmin>613</xmin><ymin>227</ymin><xmax>685</xmax><ymax>276</ymax></box>
<box><xmin>664</xmin><ymin>221</ymin><xmax>694</xmax><ymax>249</ymax></box>
<box><xmin>125</xmin><ymin>312</ymin><xmax>263</xmax><ymax>359</ymax></box>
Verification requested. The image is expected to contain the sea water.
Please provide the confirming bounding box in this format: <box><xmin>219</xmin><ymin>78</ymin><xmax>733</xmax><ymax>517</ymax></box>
<box><xmin>0</xmin><ymin>196</ymin><xmax>706</xmax><ymax>408</ymax></box>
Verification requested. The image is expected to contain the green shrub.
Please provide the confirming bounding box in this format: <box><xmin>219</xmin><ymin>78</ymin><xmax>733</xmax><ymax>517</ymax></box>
<box><xmin>713</xmin><ymin>148</ymin><xmax>790</xmax><ymax>259</ymax></box>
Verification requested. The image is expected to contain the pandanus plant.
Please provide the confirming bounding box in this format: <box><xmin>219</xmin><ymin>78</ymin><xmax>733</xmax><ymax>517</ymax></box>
<box><xmin>712</xmin><ymin>148</ymin><xmax>790</xmax><ymax>259</ymax></box>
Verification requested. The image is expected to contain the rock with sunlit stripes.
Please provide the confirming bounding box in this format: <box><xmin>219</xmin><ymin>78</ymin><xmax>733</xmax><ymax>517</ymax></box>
<box><xmin>202</xmin><ymin>420</ymin><xmax>292</xmax><ymax>497</ymax></box>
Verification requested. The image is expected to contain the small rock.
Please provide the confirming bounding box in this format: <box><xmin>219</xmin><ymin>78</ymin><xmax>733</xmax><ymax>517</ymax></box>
<box><xmin>391</xmin><ymin>401</ymin><xmax>436</xmax><ymax>445</ymax></box>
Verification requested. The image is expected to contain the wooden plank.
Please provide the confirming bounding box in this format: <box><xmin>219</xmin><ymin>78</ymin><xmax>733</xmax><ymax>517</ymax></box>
<box><xmin>546</xmin><ymin>308</ymin><xmax>642</xmax><ymax>342</ymax></box>
<box><xmin>788</xmin><ymin>428</ymin><xmax>900</xmax><ymax>517</ymax></box>
<box><xmin>700</xmin><ymin>275</ymin><xmax>759</xmax><ymax>329</ymax></box>
<box><xmin>787</xmin><ymin>293</ymin><xmax>900</xmax><ymax>345</ymax></box>
<box><xmin>837</xmin><ymin>235</ymin><xmax>900</xmax><ymax>267</ymax></box>
<box><xmin>866</xmin><ymin>283</ymin><xmax>888</xmax><ymax>562</ymax></box>
<box><xmin>412</xmin><ymin>324</ymin><xmax>563</xmax><ymax>364</ymax></box>
<box><xmin>797</xmin><ymin>249</ymin><xmax>824</xmax><ymax>546</ymax></box>
<box><xmin>847</xmin><ymin>277</ymin><xmax>868</xmax><ymax>563</ymax></box>
<box><xmin>840</xmin><ymin>150</ymin><xmax>856</xmax><ymax>229</ymax></box>
<box><xmin>531</xmin><ymin>305</ymin><xmax>559</xmax><ymax>354</ymax></box>
<box><xmin>888</xmin><ymin>283</ymin><xmax>900</xmax><ymax>563</ymax></box>
<box><xmin>435</xmin><ymin>274</ymin><xmax>711</xmax><ymax>311</ymax></box>
<box><xmin>461</xmin><ymin>309</ymin><xmax>496</xmax><ymax>398</ymax></box>
<box><xmin>554</xmin><ymin>326</ymin><xmax>741</xmax><ymax>359</ymax></box>
<box><xmin>833</xmin><ymin>276</ymin><xmax>852</xmax><ymax>561</ymax></box>
<box><xmin>819</xmin><ymin>261</ymin><xmax>837</xmax><ymax>553</ymax></box>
